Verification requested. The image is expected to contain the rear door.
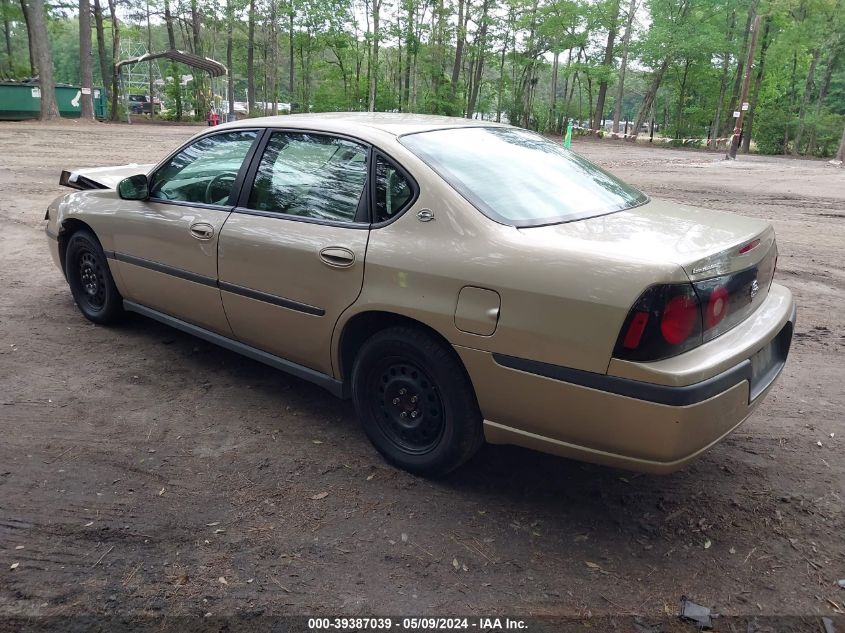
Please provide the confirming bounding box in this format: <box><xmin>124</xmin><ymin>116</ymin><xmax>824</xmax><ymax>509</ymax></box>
<box><xmin>217</xmin><ymin>130</ymin><xmax>370</xmax><ymax>375</ymax></box>
<box><xmin>112</xmin><ymin>129</ymin><xmax>259</xmax><ymax>335</ymax></box>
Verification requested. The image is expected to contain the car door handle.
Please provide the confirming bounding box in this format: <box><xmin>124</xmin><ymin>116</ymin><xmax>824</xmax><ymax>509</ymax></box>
<box><xmin>319</xmin><ymin>246</ymin><xmax>355</xmax><ymax>268</ymax></box>
<box><xmin>189</xmin><ymin>222</ymin><xmax>215</xmax><ymax>240</ymax></box>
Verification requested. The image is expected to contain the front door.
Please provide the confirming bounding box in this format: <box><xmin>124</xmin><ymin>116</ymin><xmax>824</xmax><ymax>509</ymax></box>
<box><xmin>113</xmin><ymin>129</ymin><xmax>259</xmax><ymax>335</ymax></box>
<box><xmin>217</xmin><ymin>131</ymin><xmax>370</xmax><ymax>375</ymax></box>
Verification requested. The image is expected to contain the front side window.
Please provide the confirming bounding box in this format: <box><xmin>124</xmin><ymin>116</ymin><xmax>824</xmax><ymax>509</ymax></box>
<box><xmin>374</xmin><ymin>155</ymin><xmax>414</xmax><ymax>223</ymax></box>
<box><xmin>400</xmin><ymin>127</ymin><xmax>648</xmax><ymax>227</ymax></box>
<box><xmin>248</xmin><ymin>132</ymin><xmax>368</xmax><ymax>223</ymax></box>
<box><xmin>150</xmin><ymin>130</ymin><xmax>257</xmax><ymax>206</ymax></box>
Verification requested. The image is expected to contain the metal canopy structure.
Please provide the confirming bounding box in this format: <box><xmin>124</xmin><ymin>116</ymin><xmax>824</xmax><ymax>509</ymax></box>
<box><xmin>116</xmin><ymin>50</ymin><xmax>227</xmax><ymax>77</ymax></box>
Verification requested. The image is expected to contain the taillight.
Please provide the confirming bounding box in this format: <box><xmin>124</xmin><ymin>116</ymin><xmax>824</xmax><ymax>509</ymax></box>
<box><xmin>614</xmin><ymin>247</ymin><xmax>777</xmax><ymax>361</ymax></box>
<box><xmin>614</xmin><ymin>284</ymin><xmax>702</xmax><ymax>361</ymax></box>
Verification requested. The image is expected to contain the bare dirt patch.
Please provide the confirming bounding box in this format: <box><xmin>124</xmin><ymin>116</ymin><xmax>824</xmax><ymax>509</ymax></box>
<box><xmin>1</xmin><ymin>122</ymin><xmax>843</xmax><ymax>621</ymax></box>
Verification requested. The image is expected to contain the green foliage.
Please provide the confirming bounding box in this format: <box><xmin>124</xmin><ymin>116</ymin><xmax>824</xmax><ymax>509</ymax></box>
<box><xmin>2</xmin><ymin>0</ymin><xmax>842</xmax><ymax>156</ymax></box>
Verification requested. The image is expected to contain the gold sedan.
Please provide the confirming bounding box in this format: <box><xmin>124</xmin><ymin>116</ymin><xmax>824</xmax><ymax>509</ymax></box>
<box><xmin>45</xmin><ymin>113</ymin><xmax>796</xmax><ymax>475</ymax></box>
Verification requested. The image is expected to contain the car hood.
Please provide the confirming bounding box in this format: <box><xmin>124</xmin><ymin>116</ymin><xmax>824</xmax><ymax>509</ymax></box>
<box><xmin>59</xmin><ymin>163</ymin><xmax>155</xmax><ymax>190</ymax></box>
<box><xmin>517</xmin><ymin>198</ymin><xmax>775</xmax><ymax>281</ymax></box>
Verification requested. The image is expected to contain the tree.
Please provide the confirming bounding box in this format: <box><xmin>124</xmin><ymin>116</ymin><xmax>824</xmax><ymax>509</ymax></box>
<box><xmin>611</xmin><ymin>0</ymin><xmax>638</xmax><ymax>135</ymax></box>
<box><xmin>22</xmin><ymin>0</ymin><xmax>59</xmax><ymax>119</ymax></box>
<box><xmin>836</xmin><ymin>123</ymin><xmax>845</xmax><ymax>162</ymax></box>
<box><xmin>92</xmin><ymin>0</ymin><xmax>109</xmax><ymax>101</ymax></box>
<box><xmin>247</xmin><ymin>0</ymin><xmax>255</xmax><ymax>112</ymax></box>
<box><xmin>368</xmin><ymin>0</ymin><xmax>382</xmax><ymax>111</ymax></box>
<box><xmin>79</xmin><ymin>0</ymin><xmax>95</xmax><ymax>120</ymax></box>
<box><xmin>107</xmin><ymin>0</ymin><xmax>119</xmax><ymax>121</ymax></box>
<box><xmin>2</xmin><ymin>0</ymin><xmax>14</xmax><ymax>72</ymax></box>
<box><xmin>226</xmin><ymin>0</ymin><xmax>235</xmax><ymax>121</ymax></box>
<box><xmin>592</xmin><ymin>0</ymin><xmax>621</xmax><ymax>131</ymax></box>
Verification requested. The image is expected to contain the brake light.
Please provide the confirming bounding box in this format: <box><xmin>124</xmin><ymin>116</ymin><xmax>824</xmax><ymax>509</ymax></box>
<box><xmin>661</xmin><ymin>295</ymin><xmax>699</xmax><ymax>344</ymax></box>
<box><xmin>738</xmin><ymin>239</ymin><xmax>760</xmax><ymax>254</ymax></box>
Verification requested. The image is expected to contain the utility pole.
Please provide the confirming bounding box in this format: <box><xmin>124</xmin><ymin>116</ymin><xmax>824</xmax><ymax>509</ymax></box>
<box><xmin>726</xmin><ymin>14</ymin><xmax>761</xmax><ymax>160</ymax></box>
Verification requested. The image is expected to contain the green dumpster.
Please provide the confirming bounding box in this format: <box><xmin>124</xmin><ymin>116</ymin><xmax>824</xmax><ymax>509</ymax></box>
<box><xmin>0</xmin><ymin>82</ymin><xmax>107</xmax><ymax>120</ymax></box>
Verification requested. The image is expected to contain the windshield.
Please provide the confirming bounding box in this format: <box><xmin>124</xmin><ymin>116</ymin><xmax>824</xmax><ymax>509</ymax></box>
<box><xmin>400</xmin><ymin>127</ymin><xmax>648</xmax><ymax>227</ymax></box>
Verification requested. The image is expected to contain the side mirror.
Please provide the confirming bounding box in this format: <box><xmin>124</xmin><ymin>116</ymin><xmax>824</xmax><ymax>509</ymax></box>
<box><xmin>118</xmin><ymin>174</ymin><xmax>149</xmax><ymax>200</ymax></box>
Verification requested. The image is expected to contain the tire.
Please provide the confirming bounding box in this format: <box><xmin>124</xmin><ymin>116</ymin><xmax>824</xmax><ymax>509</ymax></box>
<box><xmin>351</xmin><ymin>326</ymin><xmax>484</xmax><ymax>476</ymax></box>
<box><xmin>64</xmin><ymin>229</ymin><xmax>124</xmax><ymax>325</ymax></box>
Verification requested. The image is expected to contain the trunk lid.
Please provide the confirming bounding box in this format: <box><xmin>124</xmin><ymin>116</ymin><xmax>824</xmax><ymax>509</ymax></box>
<box><xmin>518</xmin><ymin>198</ymin><xmax>775</xmax><ymax>282</ymax></box>
<box><xmin>59</xmin><ymin>163</ymin><xmax>154</xmax><ymax>190</ymax></box>
<box><xmin>519</xmin><ymin>198</ymin><xmax>778</xmax><ymax>346</ymax></box>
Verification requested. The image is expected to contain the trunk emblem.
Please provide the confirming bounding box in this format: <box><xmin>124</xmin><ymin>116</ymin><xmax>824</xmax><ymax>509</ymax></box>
<box><xmin>750</xmin><ymin>279</ymin><xmax>760</xmax><ymax>299</ymax></box>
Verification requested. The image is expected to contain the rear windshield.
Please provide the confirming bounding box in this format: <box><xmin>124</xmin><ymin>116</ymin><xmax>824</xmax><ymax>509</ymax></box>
<box><xmin>400</xmin><ymin>127</ymin><xmax>648</xmax><ymax>227</ymax></box>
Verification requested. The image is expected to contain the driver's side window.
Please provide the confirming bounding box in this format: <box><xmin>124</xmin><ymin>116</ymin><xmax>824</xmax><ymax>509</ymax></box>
<box><xmin>150</xmin><ymin>130</ymin><xmax>257</xmax><ymax>206</ymax></box>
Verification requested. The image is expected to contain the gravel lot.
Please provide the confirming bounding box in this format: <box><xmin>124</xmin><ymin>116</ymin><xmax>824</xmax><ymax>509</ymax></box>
<box><xmin>0</xmin><ymin>121</ymin><xmax>843</xmax><ymax>624</ymax></box>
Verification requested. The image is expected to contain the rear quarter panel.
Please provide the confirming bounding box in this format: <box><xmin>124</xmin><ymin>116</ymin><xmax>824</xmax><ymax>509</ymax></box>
<box><xmin>336</xmin><ymin>141</ymin><xmax>688</xmax><ymax>376</ymax></box>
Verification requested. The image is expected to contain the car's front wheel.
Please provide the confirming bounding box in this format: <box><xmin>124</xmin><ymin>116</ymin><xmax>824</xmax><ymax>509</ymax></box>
<box><xmin>64</xmin><ymin>229</ymin><xmax>124</xmax><ymax>324</ymax></box>
<box><xmin>351</xmin><ymin>326</ymin><xmax>484</xmax><ymax>476</ymax></box>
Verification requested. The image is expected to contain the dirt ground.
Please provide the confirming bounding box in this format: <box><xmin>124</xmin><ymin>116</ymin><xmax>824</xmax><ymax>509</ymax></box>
<box><xmin>0</xmin><ymin>121</ymin><xmax>843</xmax><ymax>624</ymax></box>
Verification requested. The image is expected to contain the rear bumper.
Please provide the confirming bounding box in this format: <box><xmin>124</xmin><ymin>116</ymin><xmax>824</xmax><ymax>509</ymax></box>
<box><xmin>455</xmin><ymin>284</ymin><xmax>795</xmax><ymax>473</ymax></box>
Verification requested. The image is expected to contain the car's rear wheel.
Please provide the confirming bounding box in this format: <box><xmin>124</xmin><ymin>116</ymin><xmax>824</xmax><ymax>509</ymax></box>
<box><xmin>351</xmin><ymin>326</ymin><xmax>484</xmax><ymax>476</ymax></box>
<box><xmin>65</xmin><ymin>229</ymin><xmax>124</xmax><ymax>324</ymax></box>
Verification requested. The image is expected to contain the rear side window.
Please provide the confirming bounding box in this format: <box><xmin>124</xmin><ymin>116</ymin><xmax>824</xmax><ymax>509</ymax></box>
<box><xmin>374</xmin><ymin>155</ymin><xmax>414</xmax><ymax>223</ymax></box>
<box><xmin>248</xmin><ymin>132</ymin><xmax>368</xmax><ymax>223</ymax></box>
<box><xmin>150</xmin><ymin>130</ymin><xmax>257</xmax><ymax>206</ymax></box>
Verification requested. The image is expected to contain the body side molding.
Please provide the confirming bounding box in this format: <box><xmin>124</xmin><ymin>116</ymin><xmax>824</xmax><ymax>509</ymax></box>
<box><xmin>108</xmin><ymin>252</ymin><xmax>325</xmax><ymax>316</ymax></box>
<box><xmin>492</xmin><ymin>352</ymin><xmax>752</xmax><ymax>407</ymax></box>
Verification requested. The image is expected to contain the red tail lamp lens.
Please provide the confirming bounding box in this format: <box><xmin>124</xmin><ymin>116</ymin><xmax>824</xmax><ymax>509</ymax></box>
<box><xmin>705</xmin><ymin>286</ymin><xmax>729</xmax><ymax>329</ymax></box>
<box><xmin>661</xmin><ymin>295</ymin><xmax>698</xmax><ymax>345</ymax></box>
<box><xmin>738</xmin><ymin>239</ymin><xmax>760</xmax><ymax>254</ymax></box>
<box><xmin>622</xmin><ymin>311</ymin><xmax>650</xmax><ymax>349</ymax></box>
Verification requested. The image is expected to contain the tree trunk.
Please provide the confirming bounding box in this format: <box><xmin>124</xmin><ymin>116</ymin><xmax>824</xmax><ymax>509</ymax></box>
<box><xmin>92</xmin><ymin>0</ymin><xmax>109</xmax><ymax>100</ymax></box>
<box><xmin>19</xmin><ymin>0</ymin><xmax>35</xmax><ymax>75</ymax></box>
<box><xmin>448</xmin><ymin>0</ymin><xmax>467</xmax><ymax>111</ymax></box>
<box><xmin>78</xmin><ymin>0</ymin><xmax>95</xmax><ymax>120</ymax></box>
<box><xmin>3</xmin><ymin>0</ymin><xmax>14</xmax><ymax>72</ymax></box>
<box><xmin>288</xmin><ymin>10</ymin><xmax>294</xmax><ymax>104</ymax></box>
<box><xmin>23</xmin><ymin>0</ymin><xmax>59</xmax><ymax>119</ymax></box>
<box><xmin>226</xmin><ymin>0</ymin><xmax>234</xmax><ymax>121</ymax></box>
<box><xmin>710</xmin><ymin>9</ymin><xmax>735</xmax><ymax>148</ymax></box>
<box><xmin>246</xmin><ymin>0</ymin><xmax>255</xmax><ymax>112</ymax></box>
<box><xmin>723</xmin><ymin>0</ymin><xmax>759</xmax><ymax>138</ymax></box>
<box><xmin>741</xmin><ymin>16</ymin><xmax>770</xmax><ymax>154</ymax></box>
<box><xmin>806</xmin><ymin>45</ymin><xmax>840</xmax><ymax>154</ymax></box>
<box><xmin>675</xmin><ymin>58</ymin><xmax>691</xmax><ymax>138</ymax></box>
<box><xmin>163</xmin><ymin>0</ymin><xmax>181</xmax><ymax>121</ymax></box>
<box><xmin>836</xmin><ymin>124</ymin><xmax>845</xmax><ymax>162</ymax></box>
<box><xmin>190</xmin><ymin>0</ymin><xmax>205</xmax><ymax>118</ymax></box>
<box><xmin>402</xmin><ymin>0</ymin><xmax>413</xmax><ymax>111</ymax></box>
<box><xmin>631</xmin><ymin>57</ymin><xmax>670</xmax><ymax>138</ymax></box>
<box><xmin>466</xmin><ymin>0</ymin><xmax>490</xmax><ymax>118</ymax></box>
<box><xmin>368</xmin><ymin>0</ymin><xmax>380</xmax><ymax>111</ymax></box>
<box><xmin>495</xmin><ymin>38</ymin><xmax>506</xmax><ymax>122</ymax></box>
<box><xmin>611</xmin><ymin>0</ymin><xmax>637</xmax><ymax>135</ymax></box>
<box><xmin>592</xmin><ymin>0</ymin><xmax>621</xmax><ymax>131</ymax></box>
<box><xmin>107</xmin><ymin>0</ymin><xmax>119</xmax><ymax>121</ymax></box>
<box><xmin>268</xmin><ymin>0</ymin><xmax>277</xmax><ymax>115</ymax></box>
<box><xmin>792</xmin><ymin>48</ymin><xmax>820</xmax><ymax>156</ymax></box>
<box><xmin>146</xmin><ymin>0</ymin><xmax>154</xmax><ymax>120</ymax></box>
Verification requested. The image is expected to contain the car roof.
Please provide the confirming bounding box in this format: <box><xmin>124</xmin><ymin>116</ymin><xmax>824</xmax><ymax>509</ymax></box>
<box><xmin>216</xmin><ymin>112</ymin><xmax>508</xmax><ymax>138</ymax></box>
